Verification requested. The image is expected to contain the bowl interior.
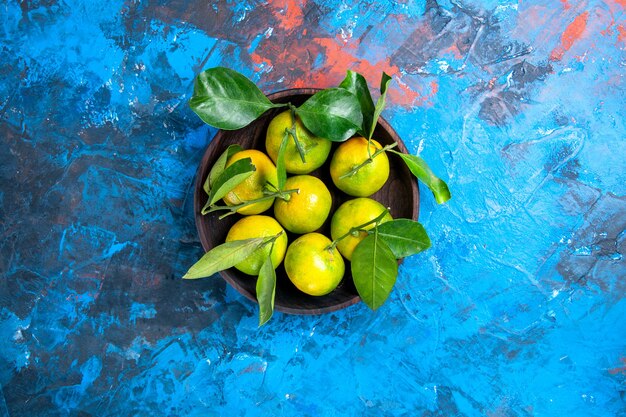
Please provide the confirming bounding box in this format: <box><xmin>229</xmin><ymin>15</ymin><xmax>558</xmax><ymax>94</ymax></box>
<box><xmin>194</xmin><ymin>89</ymin><xmax>419</xmax><ymax>315</ymax></box>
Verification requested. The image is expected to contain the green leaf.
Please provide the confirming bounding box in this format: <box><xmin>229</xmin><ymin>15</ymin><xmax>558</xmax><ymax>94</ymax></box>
<box><xmin>288</xmin><ymin>108</ymin><xmax>306</xmax><ymax>163</ymax></box>
<box><xmin>256</xmin><ymin>254</ymin><xmax>276</xmax><ymax>326</ymax></box>
<box><xmin>201</xmin><ymin>198</ymin><xmax>212</xmax><ymax>216</ymax></box>
<box><xmin>369</xmin><ymin>72</ymin><xmax>392</xmax><ymax>140</ymax></box>
<box><xmin>189</xmin><ymin>67</ymin><xmax>284</xmax><ymax>130</ymax></box>
<box><xmin>338</xmin><ymin>70</ymin><xmax>375</xmax><ymax>138</ymax></box>
<box><xmin>296</xmin><ymin>88</ymin><xmax>363</xmax><ymax>142</ymax></box>
<box><xmin>376</xmin><ymin>219</ymin><xmax>431</xmax><ymax>258</ymax></box>
<box><xmin>378</xmin><ymin>72</ymin><xmax>392</xmax><ymax>95</ymax></box>
<box><xmin>276</xmin><ymin>131</ymin><xmax>288</xmax><ymax>191</ymax></box>
<box><xmin>351</xmin><ymin>230</ymin><xmax>398</xmax><ymax>310</ymax></box>
<box><xmin>204</xmin><ymin>144</ymin><xmax>243</xmax><ymax>194</ymax></box>
<box><xmin>390</xmin><ymin>150</ymin><xmax>451</xmax><ymax>204</ymax></box>
<box><xmin>207</xmin><ymin>157</ymin><xmax>256</xmax><ymax>205</ymax></box>
<box><xmin>183</xmin><ymin>237</ymin><xmax>268</xmax><ymax>279</ymax></box>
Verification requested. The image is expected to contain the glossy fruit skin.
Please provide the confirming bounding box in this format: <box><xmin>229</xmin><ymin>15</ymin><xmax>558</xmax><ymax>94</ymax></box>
<box><xmin>273</xmin><ymin>175</ymin><xmax>332</xmax><ymax>234</ymax></box>
<box><xmin>265</xmin><ymin>110</ymin><xmax>332</xmax><ymax>174</ymax></box>
<box><xmin>225</xmin><ymin>215</ymin><xmax>288</xmax><ymax>276</ymax></box>
<box><xmin>284</xmin><ymin>233</ymin><xmax>345</xmax><ymax>296</ymax></box>
<box><xmin>222</xmin><ymin>149</ymin><xmax>278</xmax><ymax>215</ymax></box>
<box><xmin>329</xmin><ymin>137</ymin><xmax>390</xmax><ymax>197</ymax></box>
<box><xmin>330</xmin><ymin>197</ymin><xmax>393</xmax><ymax>261</ymax></box>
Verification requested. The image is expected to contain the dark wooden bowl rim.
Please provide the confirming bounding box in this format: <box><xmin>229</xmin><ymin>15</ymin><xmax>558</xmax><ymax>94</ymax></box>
<box><xmin>194</xmin><ymin>88</ymin><xmax>419</xmax><ymax>315</ymax></box>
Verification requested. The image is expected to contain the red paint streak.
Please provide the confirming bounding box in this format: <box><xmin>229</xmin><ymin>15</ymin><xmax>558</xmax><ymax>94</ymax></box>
<box><xmin>604</xmin><ymin>0</ymin><xmax>626</xmax><ymax>16</ymax></box>
<box><xmin>310</xmin><ymin>38</ymin><xmax>397</xmax><ymax>79</ymax></box>
<box><xmin>443</xmin><ymin>44</ymin><xmax>464</xmax><ymax>59</ymax></box>
<box><xmin>397</xmin><ymin>79</ymin><xmax>438</xmax><ymax>107</ymax></box>
<box><xmin>618</xmin><ymin>25</ymin><xmax>626</xmax><ymax>42</ymax></box>
<box><xmin>600</xmin><ymin>24</ymin><xmax>613</xmax><ymax>37</ymax></box>
<box><xmin>600</xmin><ymin>0</ymin><xmax>626</xmax><ymax>40</ymax></box>
<box><xmin>250</xmin><ymin>52</ymin><xmax>273</xmax><ymax>72</ymax></box>
<box><xmin>394</xmin><ymin>80</ymin><xmax>421</xmax><ymax>106</ymax></box>
<box><xmin>303</xmin><ymin>38</ymin><xmax>433</xmax><ymax>107</ymax></box>
<box><xmin>269</xmin><ymin>0</ymin><xmax>304</xmax><ymax>31</ymax></box>
<box><xmin>560</xmin><ymin>0</ymin><xmax>571</xmax><ymax>9</ymax></box>
<box><xmin>253</xmin><ymin>30</ymin><xmax>435</xmax><ymax>107</ymax></box>
<box><xmin>608</xmin><ymin>357</ymin><xmax>626</xmax><ymax>375</ymax></box>
<box><xmin>550</xmin><ymin>12</ymin><xmax>590</xmax><ymax>61</ymax></box>
<box><xmin>429</xmin><ymin>80</ymin><xmax>439</xmax><ymax>96</ymax></box>
<box><xmin>598</xmin><ymin>0</ymin><xmax>626</xmax><ymax>44</ymax></box>
<box><xmin>250</xmin><ymin>53</ymin><xmax>264</xmax><ymax>65</ymax></box>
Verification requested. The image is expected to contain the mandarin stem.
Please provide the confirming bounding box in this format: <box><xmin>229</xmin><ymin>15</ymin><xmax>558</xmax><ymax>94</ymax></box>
<box><xmin>287</xmin><ymin>104</ymin><xmax>306</xmax><ymax>163</ymax></box>
<box><xmin>202</xmin><ymin>188</ymin><xmax>299</xmax><ymax>217</ymax></box>
<box><xmin>338</xmin><ymin>142</ymin><xmax>398</xmax><ymax>180</ymax></box>
<box><xmin>325</xmin><ymin>208</ymin><xmax>390</xmax><ymax>251</ymax></box>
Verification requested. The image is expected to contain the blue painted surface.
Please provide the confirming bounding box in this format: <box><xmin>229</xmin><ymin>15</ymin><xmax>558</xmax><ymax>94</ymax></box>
<box><xmin>1</xmin><ymin>0</ymin><xmax>625</xmax><ymax>415</ymax></box>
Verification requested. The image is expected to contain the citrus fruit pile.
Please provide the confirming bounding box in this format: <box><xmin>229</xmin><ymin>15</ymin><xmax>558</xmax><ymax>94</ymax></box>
<box><xmin>214</xmin><ymin>110</ymin><xmax>393</xmax><ymax>295</ymax></box>
<box><xmin>184</xmin><ymin>67</ymin><xmax>450</xmax><ymax>326</ymax></box>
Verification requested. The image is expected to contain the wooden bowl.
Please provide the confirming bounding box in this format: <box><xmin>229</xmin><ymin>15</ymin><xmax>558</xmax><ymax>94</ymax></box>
<box><xmin>194</xmin><ymin>89</ymin><xmax>419</xmax><ymax>315</ymax></box>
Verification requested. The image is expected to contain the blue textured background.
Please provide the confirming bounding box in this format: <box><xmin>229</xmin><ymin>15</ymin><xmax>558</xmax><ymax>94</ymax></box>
<box><xmin>1</xmin><ymin>0</ymin><xmax>625</xmax><ymax>415</ymax></box>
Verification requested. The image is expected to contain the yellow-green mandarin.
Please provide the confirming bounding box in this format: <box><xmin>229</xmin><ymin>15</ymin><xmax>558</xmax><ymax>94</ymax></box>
<box><xmin>222</xmin><ymin>149</ymin><xmax>278</xmax><ymax>215</ymax></box>
<box><xmin>274</xmin><ymin>175</ymin><xmax>332</xmax><ymax>234</ymax></box>
<box><xmin>225</xmin><ymin>215</ymin><xmax>288</xmax><ymax>275</ymax></box>
<box><xmin>330</xmin><ymin>198</ymin><xmax>392</xmax><ymax>261</ymax></box>
<box><xmin>265</xmin><ymin>110</ymin><xmax>331</xmax><ymax>174</ymax></box>
<box><xmin>329</xmin><ymin>137</ymin><xmax>390</xmax><ymax>197</ymax></box>
<box><xmin>284</xmin><ymin>233</ymin><xmax>345</xmax><ymax>296</ymax></box>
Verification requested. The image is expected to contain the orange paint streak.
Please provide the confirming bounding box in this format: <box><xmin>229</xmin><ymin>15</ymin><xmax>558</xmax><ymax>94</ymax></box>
<box><xmin>560</xmin><ymin>0</ymin><xmax>571</xmax><ymax>9</ymax></box>
<box><xmin>550</xmin><ymin>12</ymin><xmax>590</xmax><ymax>61</ymax></box>
<box><xmin>269</xmin><ymin>0</ymin><xmax>304</xmax><ymax>31</ymax></box>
